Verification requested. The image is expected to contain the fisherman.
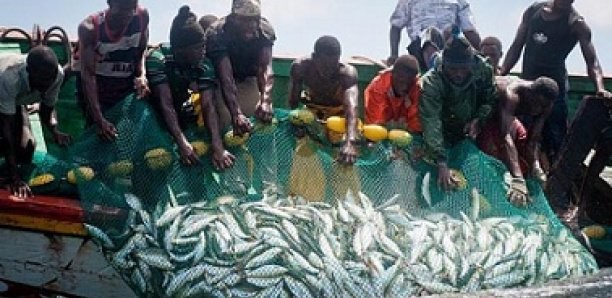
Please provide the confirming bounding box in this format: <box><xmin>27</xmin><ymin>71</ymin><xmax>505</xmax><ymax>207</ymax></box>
<box><xmin>146</xmin><ymin>6</ymin><xmax>235</xmax><ymax>170</ymax></box>
<box><xmin>288</xmin><ymin>36</ymin><xmax>360</xmax><ymax>165</ymax></box>
<box><xmin>479</xmin><ymin>36</ymin><xmax>503</xmax><ymax>75</ymax></box>
<box><xmin>205</xmin><ymin>0</ymin><xmax>275</xmax><ymax>135</ymax></box>
<box><xmin>500</xmin><ymin>0</ymin><xmax>612</xmax><ymax>166</ymax></box>
<box><xmin>476</xmin><ymin>76</ymin><xmax>559</xmax><ymax>206</ymax></box>
<box><xmin>75</xmin><ymin>0</ymin><xmax>150</xmax><ymax>141</ymax></box>
<box><xmin>546</xmin><ymin>94</ymin><xmax>612</xmax><ymax>227</ymax></box>
<box><xmin>364</xmin><ymin>54</ymin><xmax>422</xmax><ymax>133</ymax></box>
<box><xmin>387</xmin><ymin>0</ymin><xmax>481</xmax><ymax>68</ymax></box>
<box><xmin>0</xmin><ymin>46</ymin><xmax>71</xmax><ymax>198</ymax></box>
<box><xmin>419</xmin><ymin>35</ymin><xmax>497</xmax><ymax>190</ymax></box>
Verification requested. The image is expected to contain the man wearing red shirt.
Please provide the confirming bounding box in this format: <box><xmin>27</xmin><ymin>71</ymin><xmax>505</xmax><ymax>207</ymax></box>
<box><xmin>364</xmin><ymin>55</ymin><xmax>421</xmax><ymax>133</ymax></box>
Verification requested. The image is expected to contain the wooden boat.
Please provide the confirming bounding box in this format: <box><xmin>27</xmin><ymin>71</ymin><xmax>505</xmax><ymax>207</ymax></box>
<box><xmin>1</xmin><ymin>26</ymin><xmax>612</xmax><ymax>297</ymax></box>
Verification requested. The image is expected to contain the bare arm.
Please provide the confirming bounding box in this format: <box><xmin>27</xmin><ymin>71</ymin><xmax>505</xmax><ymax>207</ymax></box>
<box><xmin>463</xmin><ymin>30</ymin><xmax>481</xmax><ymax>50</ymax></box>
<box><xmin>214</xmin><ymin>56</ymin><xmax>250</xmax><ymax>134</ymax></box>
<box><xmin>338</xmin><ymin>65</ymin><xmax>360</xmax><ymax>165</ymax></box>
<box><xmin>575</xmin><ymin>20</ymin><xmax>609</xmax><ymax>96</ymax></box>
<box><xmin>500</xmin><ymin>96</ymin><xmax>522</xmax><ymax>178</ymax></box>
<box><xmin>216</xmin><ymin>56</ymin><xmax>240</xmax><ymax>117</ymax></box>
<box><xmin>38</xmin><ymin>103</ymin><xmax>58</xmax><ymax>133</ymax></box>
<box><xmin>288</xmin><ymin>60</ymin><xmax>304</xmax><ymax>109</ymax></box>
<box><xmin>500</xmin><ymin>9</ymin><xmax>530</xmax><ymax>75</ymax></box>
<box><xmin>151</xmin><ymin>83</ymin><xmax>197</xmax><ymax>165</ymax></box>
<box><xmin>134</xmin><ymin>9</ymin><xmax>150</xmax><ymax>98</ymax></box>
<box><xmin>388</xmin><ymin>26</ymin><xmax>402</xmax><ymax>65</ymax></box>
<box><xmin>343</xmin><ymin>84</ymin><xmax>359</xmax><ymax>145</ymax></box>
<box><xmin>78</xmin><ymin>20</ymin><xmax>102</xmax><ymax>125</ymax></box>
<box><xmin>254</xmin><ymin>46</ymin><xmax>274</xmax><ymax>122</ymax></box>
<box><xmin>136</xmin><ymin>9</ymin><xmax>149</xmax><ymax>78</ymax></box>
<box><xmin>39</xmin><ymin>103</ymin><xmax>71</xmax><ymax>146</ymax></box>
<box><xmin>78</xmin><ymin>19</ymin><xmax>117</xmax><ymax>140</ymax></box>
<box><xmin>201</xmin><ymin>88</ymin><xmax>235</xmax><ymax>169</ymax></box>
<box><xmin>526</xmin><ymin>102</ymin><xmax>552</xmax><ymax>168</ymax></box>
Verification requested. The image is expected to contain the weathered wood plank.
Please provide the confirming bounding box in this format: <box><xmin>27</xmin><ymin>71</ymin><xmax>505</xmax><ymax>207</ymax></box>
<box><xmin>0</xmin><ymin>214</ymin><xmax>86</xmax><ymax>236</ymax></box>
<box><xmin>0</xmin><ymin>228</ymin><xmax>135</xmax><ymax>298</ymax></box>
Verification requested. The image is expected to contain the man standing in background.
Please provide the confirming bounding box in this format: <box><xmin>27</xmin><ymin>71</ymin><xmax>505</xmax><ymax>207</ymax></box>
<box><xmin>388</xmin><ymin>0</ymin><xmax>481</xmax><ymax>69</ymax></box>
<box><xmin>501</xmin><ymin>0</ymin><xmax>611</xmax><ymax>165</ymax></box>
<box><xmin>480</xmin><ymin>36</ymin><xmax>503</xmax><ymax>75</ymax></box>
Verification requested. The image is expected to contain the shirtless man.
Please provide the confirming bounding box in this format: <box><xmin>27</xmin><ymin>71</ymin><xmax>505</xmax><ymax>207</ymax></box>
<box><xmin>477</xmin><ymin>76</ymin><xmax>558</xmax><ymax>206</ymax></box>
<box><xmin>288</xmin><ymin>36</ymin><xmax>359</xmax><ymax>165</ymax></box>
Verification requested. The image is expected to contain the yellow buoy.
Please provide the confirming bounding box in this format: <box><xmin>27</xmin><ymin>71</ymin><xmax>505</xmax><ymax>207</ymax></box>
<box><xmin>223</xmin><ymin>130</ymin><xmax>250</xmax><ymax>147</ymax></box>
<box><xmin>326</xmin><ymin>116</ymin><xmax>346</xmax><ymax>133</ymax></box>
<box><xmin>388</xmin><ymin>129</ymin><xmax>413</xmax><ymax>147</ymax></box>
<box><xmin>326</xmin><ymin>116</ymin><xmax>363</xmax><ymax>133</ymax></box>
<box><xmin>106</xmin><ymin>160</ymin><xmax>134</xmax><ymax>177</ymax></box>
<box><xmin>361</xmin><ymin>124</ymin><xmax>389</xmax><ymax>142</ymax></box>
<box><xmin>582</xmin><ymin>225</ymin><xmax>606</xmax><ymax>240</ymax></box>
<box><xmin>450</xmin><ymin>169</ymin><xmax>468</xmax><ymax>190</ymax></box>
<box><xmin>67</xmin><ymin>167</ymin><xmax>95</xmax><ymax>184</ymax></box>
<box><xmin>191</xmin><ymin>141</ymin><xmax>209</xmax><ymax>157</ymax></box>
<box><xmin>29</xmin><ymin>173</ymin><xmax>55</xmax><ymax>187</ymax></box>
<box><xmin>289</xmin><ymin>109</ymin><xmax>315</xmax><ymax>126</ymax></box>
<box><xmin>144</xmin><ymin>148</ymin><xmax>173</xmax><ymax>170</ymax></box>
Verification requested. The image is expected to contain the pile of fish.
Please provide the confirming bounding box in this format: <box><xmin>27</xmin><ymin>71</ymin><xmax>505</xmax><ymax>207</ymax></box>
<box><xmin>85</xmin><ymin>189</ymin><xmax>598</xmax><ymax>297</ymax></box>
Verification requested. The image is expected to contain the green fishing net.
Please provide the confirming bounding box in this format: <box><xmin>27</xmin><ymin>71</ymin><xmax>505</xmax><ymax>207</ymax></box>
<box><xmin>24</xmin><ymin>95</ymin><xmax>602</xmax><ymax>297</ymax></box>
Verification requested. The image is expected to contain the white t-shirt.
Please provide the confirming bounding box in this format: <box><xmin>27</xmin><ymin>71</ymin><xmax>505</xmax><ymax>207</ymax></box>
<box><xmin>0</xmin><ymin>53</ymin><xmax>63</xmax><ymax>115</ymax></box>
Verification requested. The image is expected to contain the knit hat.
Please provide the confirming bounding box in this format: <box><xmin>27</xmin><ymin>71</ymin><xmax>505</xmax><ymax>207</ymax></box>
<box><xmin>232</xmin><ymin>0</ymin><xmax>261</xmax><ymax>17</ymax></box>
<box><xmin>442</xmin><ymin>36</ymin><xmax>474</xmax><ymax>65</ymax></box>
<box><xmin>170</xmin><ymin>5</ymin><xmax>205</xmax><ymax>48</ymax></box>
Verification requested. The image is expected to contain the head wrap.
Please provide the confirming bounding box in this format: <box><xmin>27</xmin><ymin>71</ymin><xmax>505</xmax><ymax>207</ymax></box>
<box><xmin>170</xmin><ymin>5</ymin><xmax>205</xmax><ymax>48</ymax></box>
<box><xmin>231</xmin><ymin>0</ymin><xmax>261</xmax><ymax>17</ymax></box>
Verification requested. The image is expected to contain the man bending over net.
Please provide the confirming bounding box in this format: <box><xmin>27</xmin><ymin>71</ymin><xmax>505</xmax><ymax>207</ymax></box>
<box><xmin>477</xmin><ymin>76</ymin><xmax>558</xmax><ymax>207</ymax></box>
<box><xmin>288</xmin><ymin>36</ymin><xmax>360</xmax><ymax>165</ymax></box>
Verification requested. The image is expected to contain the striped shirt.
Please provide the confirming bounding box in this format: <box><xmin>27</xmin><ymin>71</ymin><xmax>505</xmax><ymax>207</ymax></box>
<box><xmin>75</xmin><ymin>7</ymin><xmax>147</xmax><ymax>105</ymax></box>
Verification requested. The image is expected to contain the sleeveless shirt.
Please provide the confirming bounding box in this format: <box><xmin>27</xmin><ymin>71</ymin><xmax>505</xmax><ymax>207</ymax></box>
<box><xmin>521</xmin><ymin>1</ymin><xmax>582</xmax><ymax>94</ymax></box>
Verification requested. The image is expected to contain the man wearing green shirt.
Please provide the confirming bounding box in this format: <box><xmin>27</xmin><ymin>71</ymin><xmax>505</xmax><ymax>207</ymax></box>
<box><xmin>419</xmin><ymin>35</ymin><xmax>497</xmax><ymax>190</ymax></box>
<box><xmin>146</xmin><ymin>6</ymin><xmax>234</xmax><ymax>170</ymax></box>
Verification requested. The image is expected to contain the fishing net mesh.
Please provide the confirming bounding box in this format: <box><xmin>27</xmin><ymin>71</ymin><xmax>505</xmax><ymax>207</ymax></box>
<box><xmin>28</xmin><ymin>95</ymin><xmax>599</xmax><ymax>297</ymax></box>
<box><xmin>63</xmin><ymin>95</ymin><xmax>564</xmax><ymax>219</ymax></box>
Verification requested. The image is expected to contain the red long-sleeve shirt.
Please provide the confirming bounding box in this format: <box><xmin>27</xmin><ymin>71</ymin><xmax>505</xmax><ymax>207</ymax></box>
<box><xmin>364</xmin><ymin>69</ymin><xmax>422</xmax><ymax>132</ymax></box>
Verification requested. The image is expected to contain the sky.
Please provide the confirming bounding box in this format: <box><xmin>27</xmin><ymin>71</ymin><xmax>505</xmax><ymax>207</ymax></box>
<box><xmin>1</xmin><ymin>0</ymin><xmax>611</xmax><ymax>75</ymax></box>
